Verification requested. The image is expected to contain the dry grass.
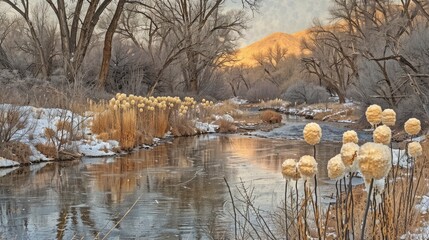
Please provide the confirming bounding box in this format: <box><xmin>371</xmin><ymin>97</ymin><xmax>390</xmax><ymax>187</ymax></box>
<box><xmin>91</xmin><ymin>94</ymin><xmax>210</xmax><ymax>149</ymax></box>
<box><xmin>0</xmin><ymin>141</ymin><xmax>32</xmax><ymax>164</ymax></box>
<box><xmin>215</xmin><ymin>119</ymin><xmax>238</xmax><ymax>133</ymax></box>
<box><xmin>35</xmin><ymin>143</ymin><xmax>57</xmax><ymax>158</ymax></box>
<box><xmin>56</xmin><ymin>120</ymin><xmax>73</xmax><ymax>133</ymax></box>
<box><xmin>258</xmin><ymin>98</ymin><xmax>291</xmax><ymax>109</ymax></box>
<box><xmin>120</xmin><ymin>109</ymin><xmax>137</xmax><ymax>150</ymax></box>
<box><xmin>260</xmin><ymin>110</ymin><xmax>282</xmax><ymax>123</ymax></box>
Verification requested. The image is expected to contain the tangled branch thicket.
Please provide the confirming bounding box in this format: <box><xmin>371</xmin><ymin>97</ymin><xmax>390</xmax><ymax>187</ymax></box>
<box><xmin>225</xmin><ymin>105</ymin><xmax>429</xmax><ymax>239</ymax></box>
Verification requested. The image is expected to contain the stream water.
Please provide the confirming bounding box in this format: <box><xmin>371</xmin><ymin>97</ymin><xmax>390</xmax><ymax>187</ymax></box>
<box><xmin>0</xmin><ymin>120</ymin><xmax>370</xmax><ymax>239</ymax></box>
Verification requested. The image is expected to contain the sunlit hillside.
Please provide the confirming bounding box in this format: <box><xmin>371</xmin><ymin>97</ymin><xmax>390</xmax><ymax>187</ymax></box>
<box><xmin>227</xmin><ymin>30</ymin><xmax>312</xmax><ymax>67</ymax></box>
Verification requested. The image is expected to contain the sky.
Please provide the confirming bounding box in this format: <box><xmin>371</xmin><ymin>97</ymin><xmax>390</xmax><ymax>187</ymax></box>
<box><xmin>235</xmin><ymin>0</ymin><xmax>332</xmax><ymax>46</ymax></box>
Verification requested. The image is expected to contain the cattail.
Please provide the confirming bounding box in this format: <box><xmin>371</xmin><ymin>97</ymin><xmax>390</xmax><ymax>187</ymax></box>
<box><xmin>281</xmin><ymin>159</ymin><xmax>301</xmax><ymax>180</ymax></box>
<box><xmin>341</xmin><ymin>142</ymin><xmax>359</xmax><ymax>172</ymax></box>
<box><xmin>343</xmin><ymin>130</ymin><xmax>359</xmax><ymax>144</ymax></box>
<box><xmin>408</xmin><ymin>141</ymin><xmax>423</xmax><ymax>158</ymax></box>
<box><xmin>382</xmin><ymin>109</ymin><xmax>396</xmax><ymax>126</ymax></box>
<box><xmin>358</xmin><ymin>142</ymin><xmax>391</xmax><ymax>180</ymax></box>
<box><xmin>297</xmin><ymin>155</ymin><xmax>318</xmax><ymax>179</ymax></box>
<box><xmin>373</xmin><ymin>125</ymin><xmax>391</xmax><ymax>145</ymax></box>
<box><xmin>303</xmin><ymin>122</ymin><xmax>322</xmax><ymax>145</ymax></box>
<box><xmin>404</xmin><ymin>118</ymin><xmax>421</xmax><ymax>136</ymax></box>
<box><xmin>365</xmin><ymin>104</ymin><xmax>382</xmax><ymax>126</ymax></box>
<box><xmin>327</xmin><ymin>154</ymin><xmax>346</xmax><ymax>180</ymax></box>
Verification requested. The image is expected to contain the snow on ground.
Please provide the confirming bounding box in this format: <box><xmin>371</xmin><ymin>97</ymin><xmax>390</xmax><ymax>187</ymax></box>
<box><xmin>0</xmin><ymin>104</ymin><xmax>121</xmax><ymax>167</ymax></box>
<box><xmin>228</xmin><ymin>97</ymin><xmax>248</xmax><ymax>105</ymax></box>
<box><xmin>0</xmin><ymin>157</ymin><xmax>20</xmax><ymax>168</ymax></box>
<box><xmin>195</xmin><ymin>121</ymin><xmax>218</xmax><ymax>133</ymax></box>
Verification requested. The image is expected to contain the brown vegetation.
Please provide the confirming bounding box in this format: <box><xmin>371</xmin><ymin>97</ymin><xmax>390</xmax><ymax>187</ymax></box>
<box><xmin>0</xmin><ymin>141</ymin><xmax>31</xmax><ymax>164</ymax></box>
<box><xmin>260</xmin><ymin>110</ymin><xmax>282</xmax><ymax>123</ymax></box>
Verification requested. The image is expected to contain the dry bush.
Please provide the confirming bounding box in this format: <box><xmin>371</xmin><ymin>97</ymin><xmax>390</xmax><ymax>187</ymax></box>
<box><xmin>170</xmin><ymin>117</ymin><xmax>196</xmax><ymax>136</ymax></box>
<box><xmin>260</xmin><ymin>110</ymin><xmax>282</xmax><ymax>123</ymax></box>
<box><xmin>56</xmin><ymin>120</ymin><xmax>73</xmax><ymax>133</ymax></box>
<box><xmin>0</xmin><ymin>105</ymin><xmax>31</xmax><ymax>143</ymax></box>
<box><xmin>259</xmin><ymin>98</ymin><xmax>291</xmax><ymax>109</ymax></box>
<box><xmin>44</xmin><ymin>128</ymin><xmax>56</xmax><ymax>141</ymax></box>
<box><xmin>245</xmin><ymin>82</ymin><xmax>281</xmax><ymax>102</ymax></box>
<box><xmin>35</xmin><ymin>143</ymin><xmax>57</xmax><ymax>159</ymax></box>
<box><xmin>283</xmin><ymin>82</ymin><xmax>330</xmax><ymax>104</ymax></box>
<box><xmin>212</xmin><ymin>101</ymin><xmax>238</xmax><ymax>115</ymax></box>
<box><xmin>0</xmin><ymin>141</ymin><xmax>31</xmax><ymax>164</ymax></box>
<box><xmin>215</xmin><ymin>119</ymin><xmax>238</xmax><ymax>133</ymax></box>
<box><xmin>96</xmin><ymin>132</ymin><xmax>110</xmax><ymax>142</ymax></box>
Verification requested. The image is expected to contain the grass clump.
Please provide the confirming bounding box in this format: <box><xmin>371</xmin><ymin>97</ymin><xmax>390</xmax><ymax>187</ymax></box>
<box><xmin>91</xmin><ymin>94</ymin><xmax>219</xmax><ymax>150</ymax></box>
<box><xmin>260</xmin><ymin>110</ymin><xmax>282</xmax><ymax>123</ymax></box>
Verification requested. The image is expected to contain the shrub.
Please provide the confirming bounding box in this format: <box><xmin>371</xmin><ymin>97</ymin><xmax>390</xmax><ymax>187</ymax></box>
<box><xmin>260</xmin><ymin>110</ymin><xmax>282</xmax><ymax>123</ymax></box>
<box><xmin>0</xmin><ymin>141</ymin><xmax>31</xmax><ymax>164</ymax></box>
<box><xmin>0</xmin><ymin>104</ymin><xmax>32</xmax><ymax>143</ymax></box>
<box><xmin>283</xmin><ymin>82</ymin><xmax>330</xmax><ymax>104</ymax></box>
<box><xmin>215</xmin><ymin>119</ymin><xmax>238</xmax><ymax>133</ymax></box>
<box><xmin>245</xmin><ymin>82</ymin><xmax>281</xmax><ymax>102</ymax></box>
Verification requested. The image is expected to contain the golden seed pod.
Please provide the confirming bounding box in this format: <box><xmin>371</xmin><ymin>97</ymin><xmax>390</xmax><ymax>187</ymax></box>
<box><xmin>358</xmin><ymin>142</ymin><xmax>391</xmax><ymax>180</ymax></box>
<box><xmin>382</xmin><ymin>109</ymin><xmax>396</xmax><ymax>127</ymax></box>
<box><xmin>327</xmin><ymin>154</ymin><xmax>346</xmax><ymax>180</ymax></box>
<box><xmin>341</xmin><ymin>142</ymin><xmax>359</xmax><ymax>168</ymax></box>
<box><xmin>342</xmin><ymin>130</ymin><xmax>359</xmax><ymax>144</ymax></box>
<box><xmin>365</xmin><ymin>104</ymin><xmax>382</xmax><ymax>126</ymax></box>
<box><xmin>404</xmin><ymin>118</ymin><xmax>421</xmax><ymax>136</ymax></box>
<box><xmin>297</xmin><ymin>155</ymin><xmax>318</xmax><ymax>178</ymax></box>
<box><xmin>408</xmin><ymin>141</ymin><xmax>423</xmax><ymax>158</ymax></box>
<box><xmin>139</xmin><ymin>108</ymin><xmax>143</xmax><ymax>113</ymax></box>
<box><xmin>373</xmin><ymin>125</ymin><xmax>392</xmax><ymax>145</ymax></box>
<box><xmin>303</xmin><ymin>122</ymin><xmax>322</xmax><ymax>145</ymax></box>
<box><xmin>281</xmin><ymin>159</ymin><xmax>301</xmax><ymax>180</ymax></box>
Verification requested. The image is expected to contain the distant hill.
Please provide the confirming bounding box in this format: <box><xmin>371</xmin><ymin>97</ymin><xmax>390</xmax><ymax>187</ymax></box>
<box><xmin>227</xmin><ymin>30</ymin><xmax>312</xmax><ymax>67</ymax></box>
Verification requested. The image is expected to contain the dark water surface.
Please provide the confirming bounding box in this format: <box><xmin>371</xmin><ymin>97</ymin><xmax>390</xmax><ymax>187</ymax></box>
<box><xmin>0</xmin><ymin>135</ymin><xmax>344</xmax><ymax>239</ymax></box>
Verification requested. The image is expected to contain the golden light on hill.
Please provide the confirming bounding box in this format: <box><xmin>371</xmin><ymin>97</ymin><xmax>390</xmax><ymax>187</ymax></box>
<box><xmin>226</xmin><ymin>30</ymin><xmax>312</xmax><ymax>67</ymax></box>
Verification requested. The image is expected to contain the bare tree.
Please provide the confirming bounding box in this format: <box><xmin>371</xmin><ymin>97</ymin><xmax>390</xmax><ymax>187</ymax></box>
<box><xmin>118</xmin><ymin>0</ymin><xmax>255</xmax><ymax>96</ymax></box>
<box><xmin>44</xmin><ymin>0</ymin><xmax>114</xmax><ymax>82</ymax></box>
<box><xmin>1</xmin><ymin>0</ymin><xmax>50</xmax><ymax>78</ymax></box>
<box><xmin>98</xmin><ymin>0</ymin><xmax>127</xmax><ymax>90</ymax></box>
<box><xmin>0</xmin><ymin>12</ymin><xmax>17</xmax><ymax>70</ymax></box>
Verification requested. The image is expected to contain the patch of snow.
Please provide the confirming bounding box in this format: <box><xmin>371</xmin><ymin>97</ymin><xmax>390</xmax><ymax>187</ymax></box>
<box><xmin>0</xmin><ymin>157</ymin><xmax>20</xmax><ymax>167</ymax></box>
<box><xmin>228</xmin><ymin>97</ymin><xmax>248</xmax><ymax>105</ymax></box>
<box><xmin>392</xmin><ymin>148</ymin><xmax>409</xmax><ymax>168</ymax></box>
<box><xmin>214</xmin><ymin>114</ymin><xmax>234</xmax><ymax>122</ymax></box>
<box><xmin>338</xmin><ymin>120</ymin><xmax>355</xmax><ymax>123</ymax></box>
<box><xmin>416</xmin><ymin>196</ymin><xmax>429</xmax><ymax>214</ymax></box>
<box><xmin>195</xmin><ymin>121</ymin><xmax>218</xmax><ymax>133</ymax></box>
<box><xmin>78</xmin><ymin>141</ymin><xmax>117</xmax><ymax>157</ymax></box>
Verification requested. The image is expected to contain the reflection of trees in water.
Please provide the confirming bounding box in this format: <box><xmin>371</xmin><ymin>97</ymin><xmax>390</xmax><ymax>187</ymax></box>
<box><xmin>0</xmin><ymin>135</ymin><xmax>343</xmax><ymax>239</ymax></box>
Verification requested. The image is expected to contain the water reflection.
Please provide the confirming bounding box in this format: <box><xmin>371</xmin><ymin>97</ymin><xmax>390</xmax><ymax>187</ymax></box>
<box><xmin>0</xmin><ymin>135</ymin><xmax>341</xmax><ymax>239</ymax></box>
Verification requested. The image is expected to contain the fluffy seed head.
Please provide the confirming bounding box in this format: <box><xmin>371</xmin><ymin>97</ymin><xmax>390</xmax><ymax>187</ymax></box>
<box><xmin>358</xmin><ymin>142</ymin><xmax>391</xmax><ymax>180</ymax></box>
<box><xmin>404</xmin><ymin>118</ymin><xmax>421</xmax><ymax>136</ymax></box>
<box><xmin>297</xmin><ymin>155</ymin><xmax>318</xmax><ymax>178</ymax></box>
<box><xmin>281</xmin><ymin>159</ymin><xmax>301</xmax><ymax>180</ymax></box>
<box><xmin>327</xmin><ymin>154</ymin><xmax>346</xmax><ymax>180</ymax></box>
<box><xmin>343</xmin><ymin>130</ymin><xmax>359</xmax><ymax>144</ymax></box>
<box><xmin>382</xmin><ymin>109</ymin><xmax>396</xmax><ymax>126</ymax></box>
<box><xmin>373</xmin><ymin>125</ymin><xmax>391</xmax><ymax>145</ymax></box>
<box><xmin>365</xmin><ymin>104</ymin><xmax>382</xmax><ymax>126</ymax></box>
<box><xmin>303</xmin><ymin>122</ymin><xmax>322</xmax><ymax>145</ymax></box>
<box><xmin>341</xmin><ymin>142</ymin><xmax>359</xmax><ymax>168</ymax></box>
<box><xmin>408</xmin><ymin>141</ymin><xmax>423</xmax><ymax>158</ymax></box>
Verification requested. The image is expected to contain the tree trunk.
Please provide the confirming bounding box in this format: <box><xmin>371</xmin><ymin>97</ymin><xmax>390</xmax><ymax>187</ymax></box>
<box><xmin>98</xmin><ymin>0</ymin><xmax>126</xmax><ymax>90</ymax></box>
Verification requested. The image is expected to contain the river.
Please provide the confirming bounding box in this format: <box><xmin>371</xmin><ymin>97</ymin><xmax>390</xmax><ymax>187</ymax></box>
<box><xmin>0</xmin><ymin>120</ymin><xmax>370</xmax><ymax>239</ymax></box>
